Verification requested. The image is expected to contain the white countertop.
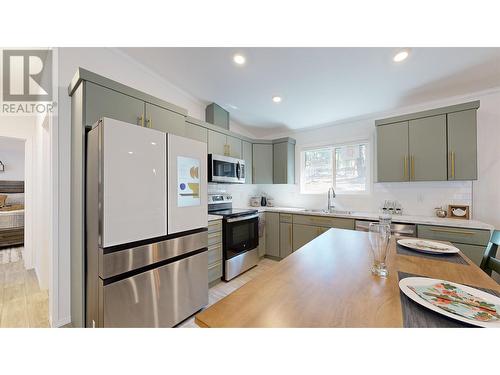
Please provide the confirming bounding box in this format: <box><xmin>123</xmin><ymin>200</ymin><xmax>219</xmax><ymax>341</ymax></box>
<box><xmin>237</xmin><ymin>206</ymin><xmax>494</xmax><ymax>231</ymax></box>
<box><xmin>208</xmin><ymin>214</ymin><xmax>223</xmax><ymax>221</ymax></box>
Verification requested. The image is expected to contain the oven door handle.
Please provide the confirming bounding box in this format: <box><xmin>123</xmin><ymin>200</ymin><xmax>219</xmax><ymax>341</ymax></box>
<box><xmin>226</xmin><ymin>213</ymin><xmax>259</xmax><ymax>223</ymax></box>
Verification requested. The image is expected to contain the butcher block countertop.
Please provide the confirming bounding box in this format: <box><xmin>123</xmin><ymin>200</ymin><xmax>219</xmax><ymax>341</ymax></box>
<box><xmin>195</xmin><ymin>228</ymin><xmax>499</xmax><ymax>328</ymax></box>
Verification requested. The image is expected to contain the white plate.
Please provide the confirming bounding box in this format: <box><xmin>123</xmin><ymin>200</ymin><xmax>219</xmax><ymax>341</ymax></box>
<box><xmin>399</xmin><ymin>277</ymin><xmax>500</xmax><ymax>328</ymax></box>
<box><xmin>397</xmin><ymin>239</ymin><xmax>460</xmax><ymax>254</ymax></box>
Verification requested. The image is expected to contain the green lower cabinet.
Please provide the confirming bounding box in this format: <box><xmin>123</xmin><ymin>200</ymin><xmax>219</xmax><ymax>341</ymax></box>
<box><xmin>208</xmin><ymin>261</ymin><xmax>223</xmax><ymax>284</ymax></box>
<box><xmin>265</xmin><ymin>212</ymin><xmax>280</xmax><ymax>257</ymax></box>
<box><xmin>292</xmin><ymin>224</ymin><xmax>323</xmax><ymax>251</ymax></box>
<box><xmin>416</xmin><ymin>224</ymin><xmax>489</xmax><ymax>266</ymax></box>
<box><xmin>451</xmin><ymin>243</ymin><xmax>486</xmax><ymax>266</ymax></box>
<box><xmin>280</xmin><ymin>222</ymin><xmax>293</xmax><ymax>258</ymax></box>
<box><xmin>258</xmin><ymin>213</ymin><xmax>266</xmax><ymax>257</ymax></box>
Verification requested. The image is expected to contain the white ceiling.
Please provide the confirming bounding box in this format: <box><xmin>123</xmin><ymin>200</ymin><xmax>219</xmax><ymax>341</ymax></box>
<box><xmin>119</xmin><ymin>48</ymin><xmax>500</xmax><ymax>132</ymax></box>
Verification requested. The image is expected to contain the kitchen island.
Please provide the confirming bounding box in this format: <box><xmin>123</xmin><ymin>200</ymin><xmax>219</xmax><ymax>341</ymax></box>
<box><xmin>195</xmin><ymin>228</ymin><xmax>499</xmax><ymax>328</ymax></box>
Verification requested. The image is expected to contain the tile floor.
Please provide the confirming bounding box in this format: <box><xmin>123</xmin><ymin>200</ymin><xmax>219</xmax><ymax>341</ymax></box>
<box><xmin>177</xmin><ymin>257</ymin><xmax>279</xmax><ymax>328</ymax></box>
<box><xmin>0</xmin><ymin>247</ymin><xmax>50</xmax><ymax>328</ymax></box>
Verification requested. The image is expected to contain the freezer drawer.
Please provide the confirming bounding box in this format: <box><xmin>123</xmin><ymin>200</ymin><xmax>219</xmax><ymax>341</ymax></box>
<box><xmin>100</xmin><ymin>250</ymin><xmax>208</xmax><ymax>328</ymax></box>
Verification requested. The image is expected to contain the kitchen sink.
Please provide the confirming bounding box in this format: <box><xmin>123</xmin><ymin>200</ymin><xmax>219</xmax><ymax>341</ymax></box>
<box><xmin>302</xmin><ymin>209</ymin><xmax>353</xmax><ymax>215</ymax></box>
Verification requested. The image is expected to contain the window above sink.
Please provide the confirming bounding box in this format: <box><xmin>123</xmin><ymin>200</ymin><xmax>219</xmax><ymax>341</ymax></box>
<box><xmin>300</xmin><ymin>141</ymin><xmax>370</xmax><ymax>195</ymax></box>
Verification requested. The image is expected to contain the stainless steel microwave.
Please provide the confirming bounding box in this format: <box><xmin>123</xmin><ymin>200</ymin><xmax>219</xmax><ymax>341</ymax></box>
<box><xmin>208</xmin><ymin>154</ymin><xmax>246</xmax><ymax>183</ymax></box>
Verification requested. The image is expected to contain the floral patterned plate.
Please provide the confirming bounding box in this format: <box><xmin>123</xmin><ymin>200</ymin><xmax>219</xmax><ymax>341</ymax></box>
<box><xmin>399</xmin><ymin>277</ymin><xmax>500</xmax><ymax>328</ymax></box>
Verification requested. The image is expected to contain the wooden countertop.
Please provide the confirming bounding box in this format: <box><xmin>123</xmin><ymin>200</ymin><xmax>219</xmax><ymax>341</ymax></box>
<box><xmin>195</xmin><ymin>228</ymin><xmax>499</xmax><ymax>328</ymax></box>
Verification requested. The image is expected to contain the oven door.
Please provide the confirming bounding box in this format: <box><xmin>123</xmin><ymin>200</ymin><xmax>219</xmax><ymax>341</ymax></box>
<box><xmin>224</xmin><ymin>214</ymin><xmax>259</xmax><ymax>259</ymax></box>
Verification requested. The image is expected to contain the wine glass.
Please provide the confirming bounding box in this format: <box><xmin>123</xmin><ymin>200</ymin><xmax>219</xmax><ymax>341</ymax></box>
<box><xmin>368</xmin><ymin>223</ymin><xmax>391</xmax><ymax>277</ymax></box>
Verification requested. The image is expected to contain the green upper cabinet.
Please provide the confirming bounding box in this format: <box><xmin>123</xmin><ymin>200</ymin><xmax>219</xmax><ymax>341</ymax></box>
<box><xmin>208</xmin><ymin>129</ymin><xmax>227</xmax><ymax>155</ymax></box>
<box><xmin>226</xmin><ymin>135</ymin><xmax>242</xmax><ymax>158</ymax></box>
<box><xmin>185</xmin><ymin>122</ymin><xmax>208</xmax><ymax>143</ymax></box>
<box><xmin>253</xmin><ymin>143</ymin><xmax>273</xmax><ymax>184</ymax></box>
<box><xmin>408</xmin><ymin>115</ymin><xmax>447</xmax><ymax>181</ymax></box>
<box><xmin>242</xmin><ymin>141</ymin><xmax>253</xmax><ymax>184</ymax></box>
<box><xmin>273</xmin><ymin>141</ymin><xmax>295</xmax><ymax>184</ymax></box>
<box><xmin>447</xmin><ymin>110</ymin><xmax>477</xmax><ymax>180</ymax></box>
<box><xmin>145</xmin><ymin>102</ymin><xmax>185</xmax><ymax>136</ymax></box>
<box><xmin>84</xmin><ymin>82</ymin><xmax>145</xmax><ymax>127</ymax></box>
<box><xmin>207</xmin><ymin>130</ymin><xmax>241</xmax><ymax>157</ymax></box>
<box><xmin>376</xmin><ymin>121</ymin><xmax>409</xmax><ymax>182</ymax></box>
<box><xmin>376</xmin><ymin>101</ymin><xmax>479</xmax><ymax>182</ymax></box>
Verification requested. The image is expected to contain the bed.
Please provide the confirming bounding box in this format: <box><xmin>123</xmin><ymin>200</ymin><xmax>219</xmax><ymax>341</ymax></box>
<box><xmin>0</xmin><ymin>180</ymin><xmax>24</xmax><ymax>248</ymax></box>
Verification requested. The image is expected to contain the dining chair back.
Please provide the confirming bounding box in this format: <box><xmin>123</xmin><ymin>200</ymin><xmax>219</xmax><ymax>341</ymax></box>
<box><xmin>480</xmin><ymin>230</ymin><xmax>500</xmax><ymax>277</ymax></box>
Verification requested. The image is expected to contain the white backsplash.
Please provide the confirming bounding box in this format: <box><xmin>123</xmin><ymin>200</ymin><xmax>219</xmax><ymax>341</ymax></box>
<box><xmin>209</xmin><ymin>181</ymin><xmax>473</xmax><ymax>218</ymax></box>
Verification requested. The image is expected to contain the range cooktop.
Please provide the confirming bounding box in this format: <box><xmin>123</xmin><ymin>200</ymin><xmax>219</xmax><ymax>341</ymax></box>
<box><xmin>209</xmin><ymin>208</ymin><xmax>258</xmax><ymax>219</ymax></box>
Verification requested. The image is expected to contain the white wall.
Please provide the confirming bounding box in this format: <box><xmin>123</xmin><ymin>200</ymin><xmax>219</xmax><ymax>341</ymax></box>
<box><xmin>0</xmin><ymin>137</ymin><xmax>25</xmax><ymax>181</ymax></box>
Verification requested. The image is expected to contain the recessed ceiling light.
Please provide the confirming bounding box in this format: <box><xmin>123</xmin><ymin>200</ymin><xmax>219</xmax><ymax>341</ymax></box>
<box><xmin>272</xmin><ymin>96</ymin><xmax>282</xmax><ymax>103</ymax></box>
<box><xmin>233</xmin><ymin>54</ymin><xmax>246</xmax><ymax>65</ymax></box>
<box><xmin>393</xmin><ymin>49</ymin><xmax>410</xmax><ymax>62</ymax></box>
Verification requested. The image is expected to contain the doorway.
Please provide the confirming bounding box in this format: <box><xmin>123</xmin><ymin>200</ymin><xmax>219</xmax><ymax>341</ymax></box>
<box><xmin>0</xmin><ymin>122</ymin><xmax>50</xmax><ymax>327</ymax></box>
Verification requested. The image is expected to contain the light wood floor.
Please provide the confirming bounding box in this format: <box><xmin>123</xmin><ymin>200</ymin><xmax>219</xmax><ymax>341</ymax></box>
<box><xmin>0</xmin><ymin>247</ymin><xmax>49</xmax><ymax>328</ymax></box>
<box><xmin>177</xmin><ymin>257</ymin><xmax>279</xmax><ymax>328</ymax></box>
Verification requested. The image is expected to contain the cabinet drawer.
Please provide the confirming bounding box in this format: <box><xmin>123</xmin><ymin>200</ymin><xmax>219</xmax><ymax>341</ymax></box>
<box><xmin>293</xmin><ymin>214</ymin><xmax>355</xmax><ymax>229</ymax></box>
<box><xmin>208</xmin><ymin>261</ymin><xmax>223</xmax><ymax>283</ymax></box>
<box><xmin>417</xmin><ymin>225</ymin><xmax>490</xmax><ymax>246</ymax></box>
<box><xmin>208</xmin><ymin>231</ymin><xmax>222</xmax><ymax>246</ymax></box>
<box><xmin>208</xmin><ymin>220</ymin><xmax>222</xmax><ymax>233</ymax></box>
<box><xmin>280</xmin><ymin>213</ymin><xmax>293</xmax><ymax>223</ymax></box>
<box><xmin>452</xmin><ymin>242</ymin><xmax>486</xmax><ymax>266</ymax></box>
<box><xmin>208</xmin><ymin>243</ymin><xmax>222</xmax><ymax>265</ymax></box>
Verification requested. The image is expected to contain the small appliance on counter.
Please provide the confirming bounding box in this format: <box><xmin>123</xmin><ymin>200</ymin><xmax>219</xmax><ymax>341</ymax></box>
<box><xmin>250</xmin><ymin>196</ymin><xmax>261</xmax><ymax>207</ymax></box>
<box><xmin>435</xmin><ymin>206</ymin><xmax>448</xmax><ymax>218</ymax></box>
<box><xmin>266</xmin><ymin>198</ymin><xmax>274</xmax><ymax>207</ymax></box>
<box><xmin>260</xmin><ymin>196</ymin><xmax>267</xmax><ymax>206</ymax></box>
<box><xmin>208</xmin><ymin>193</ymin><xmax>259</xmax><ymax>281</ymax></box>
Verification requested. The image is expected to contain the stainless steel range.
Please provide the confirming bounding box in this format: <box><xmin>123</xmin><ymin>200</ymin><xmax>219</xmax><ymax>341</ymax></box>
<box><xmin>208</xmin><ymin>194</ymin><xmax>259</xmax><ymax>281</ymax></box>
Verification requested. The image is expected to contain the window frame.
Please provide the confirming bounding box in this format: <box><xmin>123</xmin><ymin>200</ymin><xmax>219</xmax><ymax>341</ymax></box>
<box><xmin>299</xmin><ymin>139</ymin><xmax>372</xmax><ymax>196</ymax></box>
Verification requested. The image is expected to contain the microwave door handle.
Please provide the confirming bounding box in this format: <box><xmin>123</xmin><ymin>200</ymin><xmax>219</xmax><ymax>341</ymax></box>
<box><xmin>236</xmin><ymin>162</ymin><xmax>240</xmax><ymax>179</ymax></box>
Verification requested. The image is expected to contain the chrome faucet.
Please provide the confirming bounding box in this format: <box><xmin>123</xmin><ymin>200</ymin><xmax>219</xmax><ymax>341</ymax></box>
<box><xmin>327</xmin><ymin>187</ymin><xmax>336</xmax><ymax>212</ymax></box>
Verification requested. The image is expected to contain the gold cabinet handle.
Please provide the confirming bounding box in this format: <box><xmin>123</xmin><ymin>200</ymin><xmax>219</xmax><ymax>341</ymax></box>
<box><xmin>451</xmin><ymin>151</ymin><xmax>455</xmax><ymax>179</ymax></box>
<box><xmin>429</xmin><ymin>228</ymin><xmax>475</xmax><ymax>236</ymax></box>
<box><xmin>146</xmin><ymin>115</ymin><xmax>152</xmax><ymax>128</ymax></box>
<box><xmin>410</xmin><ymin>155</ymin><xmax>415</xmax><ymax>180</ymax></box>
<box><xmin>138</xmin><ymin>115</ymin><xmax>144</xmax><ymax>127</ymax></box>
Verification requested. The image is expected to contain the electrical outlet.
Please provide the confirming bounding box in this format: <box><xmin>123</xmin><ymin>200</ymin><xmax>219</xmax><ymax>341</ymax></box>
<box><xmin>417</xmin><ymin>194</ymin><xmax>424</xmax><ymax>203</ymax></box>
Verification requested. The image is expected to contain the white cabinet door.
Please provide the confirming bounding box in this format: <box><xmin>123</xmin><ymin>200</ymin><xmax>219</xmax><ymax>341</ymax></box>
<box><xmin>102</xmin><ymin>118</ymin><xmax>167</xmax><ymax>247</ymax></box>
<box><xmin>167</xmin><ymin>134</ymin><xmax>208</xmax><ymax>234</ymax></box>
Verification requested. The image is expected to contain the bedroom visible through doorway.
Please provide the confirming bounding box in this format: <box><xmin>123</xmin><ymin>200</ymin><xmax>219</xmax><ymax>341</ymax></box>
<box><xmin>0</xmin><ymin>135</ymin><xmax>49</xmax><ymax>327</ymax></box>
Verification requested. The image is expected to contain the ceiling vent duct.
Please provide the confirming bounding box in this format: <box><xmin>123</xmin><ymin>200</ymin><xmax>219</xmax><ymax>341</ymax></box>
<box><xmin>206</xmin><ymin>103</ymin><xmax>229</xmax><ymax>130</ymax></box>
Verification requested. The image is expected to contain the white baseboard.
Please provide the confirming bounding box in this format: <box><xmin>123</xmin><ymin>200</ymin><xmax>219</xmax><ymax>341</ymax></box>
<box><xmin>51</xmin><ymin>316</ymin><xmax>71</xmax><ymax>328</ymax></box>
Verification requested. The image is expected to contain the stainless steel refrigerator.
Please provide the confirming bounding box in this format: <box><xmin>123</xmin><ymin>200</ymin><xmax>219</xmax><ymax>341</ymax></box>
<box><xmin>86</xmin><ymin>117</ymin><xmax>208</xmax><ymax>327</ymax></box>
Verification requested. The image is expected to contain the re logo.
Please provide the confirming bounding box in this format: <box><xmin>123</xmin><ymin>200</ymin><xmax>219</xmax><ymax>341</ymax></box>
<box><xmin>2</xmin><ymin>50</ymin><xmax>52</xmax><ymax>101</ymax></box>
